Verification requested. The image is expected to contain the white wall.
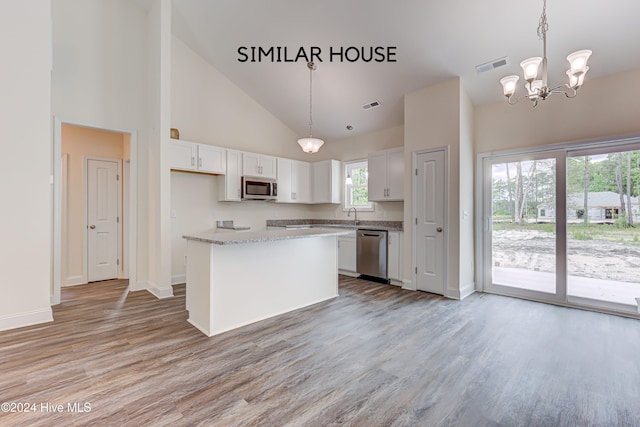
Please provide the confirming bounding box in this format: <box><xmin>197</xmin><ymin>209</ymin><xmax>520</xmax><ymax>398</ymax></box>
<box><xmin>0</xmin><ymin>1</ymin><xmax>53</xmax><ymax>330</ymax></box>
<box><xmin>52</xmin><ymin>0</ymin><xmax>150</xmax><ymax>288</ymax></box>
<box><xmin>404</xmin><ymin>78</ymin><xmax>465</xmax><ymax>294</ymax></box>
<box><xmin>145</xmin><ymin>0</ymin><xmax>173</xmax><ymax>297</ymax></box>
<box><xmin>458</xmin><ymin>85</ymin><xmax>475</xmax><ymax>298</ymax></box>
<box><xmin>171</xmin><ymin>36</ymin><xmax>305</xmax><ymax>160</ymax></box>
<box><xmin>475</xmin><ymin>68</ymin><xmax>640</xmax><ymax>153</ymax></box>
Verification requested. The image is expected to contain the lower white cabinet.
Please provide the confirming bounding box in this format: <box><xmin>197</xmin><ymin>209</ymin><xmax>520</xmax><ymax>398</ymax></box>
<box><xmin>388</xmin><ymin>231</ymin><xmax>403</xmax><ymax>283</ymax></box>
<box><xmin>338</xmin><ymin>231</ymin><xmax>357</xmax><ymax>276</ymax></box>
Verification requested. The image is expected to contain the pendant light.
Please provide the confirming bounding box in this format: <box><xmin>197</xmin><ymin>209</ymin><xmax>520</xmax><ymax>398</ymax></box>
<box><xmin>297</xmin><ymin>62</ymin><xmax>324</xmax><ymax>153</ymax></box>
<box><xmin>499</xmin><ymin>0</ymin><xmax>592</xmax><ymax>107</ymax></box>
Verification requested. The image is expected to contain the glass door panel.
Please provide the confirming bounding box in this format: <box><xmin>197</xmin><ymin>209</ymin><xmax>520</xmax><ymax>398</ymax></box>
<box><xmin>490</xmin><ymin>158</ymin><xmax>558</xmax><ymax>296</ymax></box>
<box><xmin>566</xmin><ymin>150</ymin><xmax>640</xmax><ymax>309</ymax></box>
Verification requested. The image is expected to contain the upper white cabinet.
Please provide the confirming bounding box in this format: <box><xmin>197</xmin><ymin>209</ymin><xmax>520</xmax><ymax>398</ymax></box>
<box><xmin>368</xmin><ymin>148</ymin><xmax>404</xmax><ymax>201</ymax></box>
<box><xmin>218</xmin><ymin>149</ymin><xmax>242</xmax><ymax>201</ymax></box>
<box><xmin>276</xmin><ymin>158</ymin><xmax>293</xmax><ymax>203</ymax></box>
<box><xmin>292</xmin><ymin>160</ymin><xmax>311</xmax><ymax>203</ymax></box>
<box><xmin>242</xmin><ymin>152</ymin><xmax>276</xmax><ymax>179</ymax></box>
<box><xmin>276</xmin><ymin>158</ymin><xmax>311</xmax><ymax>203</ymax></box>
<box><xmin>169</xmin><ymin>139</ymin><xmax>226</xmax><ymax>175</ymax></box>
<box><xmin>312</xmin><ymin>160</ymin><xmax>340</xmax><ymax>204</ymax></box>
<box><xmin>198</xmin><ymin>144</ymin><xmax>226</xmax><ymax>174</ymax></box>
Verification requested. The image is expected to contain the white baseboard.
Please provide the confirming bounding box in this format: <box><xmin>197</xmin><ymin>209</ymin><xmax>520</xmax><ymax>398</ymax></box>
<box><xmin>171</xmin><ymin>274</ymin><xmax>186</xmax><ymax>285</ymax></box>
<box><xmin>147</xmin><ymin>281</ymin><xmax>174</xmax><ymax>299</ymax></box>
<box><xmin>129</xmin><ymin>280</ymin><xmax>148</xmax><ymax>292</ymax></box>
<box><xmin>338</xmin><ymin>270</ymin><xmax>358</xmax><ymax>278</ymax></box>
<box><xmin>401</xmin><ymin>279</ymin><xmax>415</xmax><ymax>291</ymax></box>
<box><xmin>63</xmin><ymin>275</ymin><xmax>85</xmax><ymax>287</ymax></box>
<box><xmin>460</xmin><ymin>282</ymin><xmax>476</xmax><ymax>300</ymax></box>
<box><xmin>446</xmin><ymin>282</ymin><xmax>476</xmax><ymax>300</ymax></box>
<box><xmin>0</xmin><ymin>308</ymin><xmax>53</xmax><ymax>332</ymax></box>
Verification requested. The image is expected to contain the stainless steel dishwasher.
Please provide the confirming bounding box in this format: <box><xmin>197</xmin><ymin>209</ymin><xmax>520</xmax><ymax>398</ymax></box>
<box><xmin>356</xmin><ymin>229</ymin><xmax>389</xmax><ymax>283</ymax></box>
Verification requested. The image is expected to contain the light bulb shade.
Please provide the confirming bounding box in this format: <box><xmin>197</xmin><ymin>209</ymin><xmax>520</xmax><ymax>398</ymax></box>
<box><xmin>500</xmin><ymin>75</ymin><xmax>520</xmax><ymax>97</ymax></box>
<box><xmin>520</xmin><ymin>57</ymin><xmax>542</xmax><ymax>81</ymax></box>
<box><xmin>567</xmin><ymin>50</ymin><xmax>592</xmax><ymax>75</ymax></box>
<box><xmin>297</xmin><ymin>137</ymin><xmax>324</xmax><ymax>154</ymax></box>
<box><xmin>345</xmin><ymin>174</ymin><xmax>353</xmax><ymax>185</ymax></box>
<box><xmin>527</xmin><ymin>80</ymin><xmax>543</xmax><ymax>97</ymax></box>
<box><xmin>567</xmin><ymin>66</ymin><xmax>589</xmax><ymax>88</ymax></box>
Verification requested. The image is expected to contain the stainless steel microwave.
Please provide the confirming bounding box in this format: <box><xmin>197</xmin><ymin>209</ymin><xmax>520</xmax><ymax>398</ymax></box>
<box><xmin>241</xmin><ymin>176</ymin><xmax>277</xmax><ymax>200</ymax></box>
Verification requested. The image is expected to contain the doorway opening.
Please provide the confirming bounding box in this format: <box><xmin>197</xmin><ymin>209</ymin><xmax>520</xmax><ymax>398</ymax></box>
<box><xmin>53</xmin><ymin>119</ymin><xmax>137</xmax><ymax>305</ymax></box>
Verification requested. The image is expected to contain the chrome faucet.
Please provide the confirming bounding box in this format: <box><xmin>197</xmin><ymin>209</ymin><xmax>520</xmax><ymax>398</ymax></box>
<box><xmin>347</xmin><ymin>207</ymin><xmax>360</xmax><ymax>226</ymax></box>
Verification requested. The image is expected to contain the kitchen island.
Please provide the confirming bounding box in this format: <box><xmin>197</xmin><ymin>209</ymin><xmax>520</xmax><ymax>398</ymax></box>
<box><xmin>182</xmin><ymin>228</ymin><xmax>350</xmax><ymax>337</ymax></box>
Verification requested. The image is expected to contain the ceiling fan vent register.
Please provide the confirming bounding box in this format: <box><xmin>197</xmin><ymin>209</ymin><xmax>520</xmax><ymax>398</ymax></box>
<box><xmin>499</xmin><ymin>0</ymin><xmax>592</xmax><ymax>107</ymax></box>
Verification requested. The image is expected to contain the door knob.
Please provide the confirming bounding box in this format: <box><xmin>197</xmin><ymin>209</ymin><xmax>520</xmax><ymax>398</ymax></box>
<box><xmin>89</xmin><ymin>225</ymin><xmax>96</xmax><ymax>229</ymax></box>
<box><xmin>436</xmin><ymin>227</ymin><xmax>443</xmax><ymax>232</ymax></box>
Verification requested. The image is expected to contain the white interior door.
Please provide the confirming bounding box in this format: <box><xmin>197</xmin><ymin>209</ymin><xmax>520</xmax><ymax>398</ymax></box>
<box><xmin>87</xmin><ymin>159</ymin><xmax>119</xmax><ymax>282</ymax></box>
<box><xmin>415</xmin><ymin>150</ymin><xmax>446</xmax><ymax>294</ymax></box>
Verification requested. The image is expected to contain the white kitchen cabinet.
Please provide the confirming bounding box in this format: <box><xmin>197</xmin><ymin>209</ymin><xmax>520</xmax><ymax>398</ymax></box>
<box><xmin>311</xmin><ymin>160</ymin><xmax>340</xmax><ymax>204</ymax></box>
<box><xmin>197</xmin><ymin>144</ymin><xmax>226</xmax><ymax>174</ymax></box>
<box><xmin>292</xmin><ymin>160</ymin><xmax>311</xmax><ymax>203</ymax></box>
<box><xmin>338</xmin><ymin>231</ymin><xmax>357</xmax><ymax>276</ymax></box>
<box><xmin>276</xmin><ymin>158</ymin><xmax>311</xmax><ymax>203</ymax></box>
<box><xmin>368</xmin><ymin>148</ymin><xmax>404</xmax><ymax>201</ymax></box>
<box><xmin>388</xmin><ymin>230</ymin><xmax>403</xmax><ymax>284</ymax></box>
<box><xmin>169</xmin><ymin>139</ymin><xmax>226</xmax><ymax>175</ymax></box>
<box><xmin>242</xmin><ymin>152</ymin><xmax>276</xmax><ymax>179</ymax></box>
<box><xmin>276</xmin><ymin>158</ymin><xmax>293</xmax><ymax>203</ymax></box>
<box><xmin>218</xmin><ymin>149</ymin><xmax>242</xmax><ymax>201</ymax></box>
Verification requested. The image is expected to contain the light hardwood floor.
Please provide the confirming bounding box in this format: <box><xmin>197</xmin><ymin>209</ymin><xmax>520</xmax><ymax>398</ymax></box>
<box><xmin>1</xmin><ymin>276</ymin><xmax>640</xmax><ymax>426</ymax></box>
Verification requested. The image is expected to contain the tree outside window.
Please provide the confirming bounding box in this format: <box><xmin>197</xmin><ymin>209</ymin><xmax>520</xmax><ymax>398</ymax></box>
<box><xmin>344</xmin><ymin>160</ymin><xmax>373</xmax><ymax>211</ymax></box>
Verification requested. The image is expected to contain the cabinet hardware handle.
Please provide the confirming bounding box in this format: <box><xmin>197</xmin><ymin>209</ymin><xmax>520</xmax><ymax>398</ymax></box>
<box><xmin>89</xmin><ymin>225</ymin><xmax>96</xmax><ymax>229</ymax></box>
<box><xmin>191</xmin><ymin>157</ymin><xmax>195</xmax><ymax>166</ymax></box>
<box><xmin>199</xmin><ymin>158</ymin><xmax>202</xmax><ymax>168</ymax></box>
<box><xmin>437</xmin><ymin>227</ymin><xmax>443</xmax><ymax>232</ymax></box>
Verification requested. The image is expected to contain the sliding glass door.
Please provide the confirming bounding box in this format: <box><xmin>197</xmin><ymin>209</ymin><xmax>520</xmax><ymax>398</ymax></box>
<box><xmin>483</xmin><ymin>152</ymin><xmax>566</xmax><ymax>303</ymax></box>
<box><xmin>566</xmin><ymin>148</ymin><xmax>640</xmax><ymax>311</ymax></box>
<box><xmin>481</xmin><ymin>140</ymin><xmax>640</xmax><ymax>316</ymax></box>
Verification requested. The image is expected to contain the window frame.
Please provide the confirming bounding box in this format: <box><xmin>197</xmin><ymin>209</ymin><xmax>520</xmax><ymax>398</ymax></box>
<box><xmin>343</xmin><ymin>159</ymin><xmax>374</xmax><ymax>212</ymax></box>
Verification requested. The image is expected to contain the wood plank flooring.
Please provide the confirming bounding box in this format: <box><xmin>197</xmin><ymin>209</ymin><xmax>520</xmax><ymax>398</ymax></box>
<box><xmin>1</xmin><ymin>276</ymin><xmax>640</xmax><ymax>426</ymax></box>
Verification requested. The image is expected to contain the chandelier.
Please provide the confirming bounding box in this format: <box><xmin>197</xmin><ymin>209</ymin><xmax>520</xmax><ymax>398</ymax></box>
<box><xmin>499</xmin><ymin>0</ymin><xmax>592</xmax><ymax>107</ymax></box>
<box><xmin>297</xmin><ymin>62</ymin><xmax>324</xmax><ymax>153</ymax></box>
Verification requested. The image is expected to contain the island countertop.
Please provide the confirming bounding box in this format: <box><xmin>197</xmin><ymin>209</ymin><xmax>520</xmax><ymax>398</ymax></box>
<box><xmin>183</xmin><ymin>227</ymin><xmax>352</xmax><ymax>246</ymax></box>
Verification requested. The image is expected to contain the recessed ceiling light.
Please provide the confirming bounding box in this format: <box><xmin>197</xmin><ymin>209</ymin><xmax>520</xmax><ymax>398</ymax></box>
<box><xmin>346</xmin><ymin>125</ymin><xmax>353</xmax><ymax>130</ymax></box>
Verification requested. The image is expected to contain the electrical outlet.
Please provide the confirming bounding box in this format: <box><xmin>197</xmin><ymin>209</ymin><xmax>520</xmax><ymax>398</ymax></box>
<box><xmin>171</xmin><ymin>209</ymin><xmax>177</xmax><ymax>218</ymax></box>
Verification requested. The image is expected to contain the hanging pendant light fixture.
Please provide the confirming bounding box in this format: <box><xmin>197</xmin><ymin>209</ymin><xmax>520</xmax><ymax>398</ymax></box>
<box><xmin>297</xmin><ymin>62</ymin><xmax>324</xmax><ymax>153</ymax></box>
<box><xmin>499</xmin><ymin>0</ymin><xmax>592</xmax><ymax>107</ymax></box>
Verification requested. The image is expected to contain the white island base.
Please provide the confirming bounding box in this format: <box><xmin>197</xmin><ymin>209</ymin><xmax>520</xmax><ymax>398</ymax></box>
<box><xmin>184</xmin><ymin>230</ymin><xmax>342</xmax><ymax>337</ymax></box>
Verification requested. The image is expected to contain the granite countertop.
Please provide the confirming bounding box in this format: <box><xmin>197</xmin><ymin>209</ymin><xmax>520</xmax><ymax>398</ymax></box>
<box><xmin>183</xmin><ymin>227</ymin><xmax>352</xmax><ymax>246</ymax></box>
<box><xmin>266</xmin><ymin>219</ymin><xmax>403</xmax><ymax>231</ymax></box>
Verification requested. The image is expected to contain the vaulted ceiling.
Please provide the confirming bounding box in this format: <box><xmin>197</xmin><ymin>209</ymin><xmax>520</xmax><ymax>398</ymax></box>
<box><xmin>159</xmin><ymin>0</ymin><xmax>640</xmax><ymax>140</ymax></box>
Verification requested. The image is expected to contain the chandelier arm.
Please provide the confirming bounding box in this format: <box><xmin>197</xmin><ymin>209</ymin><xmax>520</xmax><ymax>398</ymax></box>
<box><xmin>548</xmin><ymin>84</ymin><xmax>578</xmax><ymax>98</ymax></box>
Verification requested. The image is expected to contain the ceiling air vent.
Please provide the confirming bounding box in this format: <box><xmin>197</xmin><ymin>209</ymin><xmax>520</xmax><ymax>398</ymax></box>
<box><xmin>362</xmin><ymin>100</ymin><xmax>381</xmax><ymax>110</ymax></box>
<box><xmin>475</xmin><ymin>57</ymin><xmax>509</xmax><ymax>74</ymax></box>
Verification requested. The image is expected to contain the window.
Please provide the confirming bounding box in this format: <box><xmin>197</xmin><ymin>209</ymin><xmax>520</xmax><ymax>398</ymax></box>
<box><xmin>344</xmin><ymin>160</ymin><xmax>373</xmax><ymax>211</ymax></box>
